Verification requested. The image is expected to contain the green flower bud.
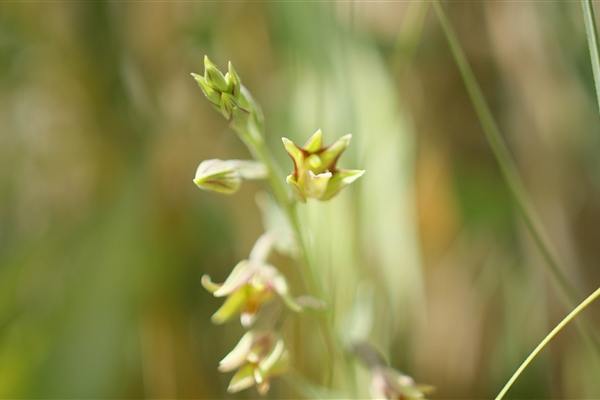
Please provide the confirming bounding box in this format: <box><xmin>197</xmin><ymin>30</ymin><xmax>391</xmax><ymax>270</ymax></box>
<box><xmin>192</xmin><ymin>56</ymin><xmax>259</xmax><ymax>139</ymax></box>
<box><xmin>191</xmin><ymin>73</ymin><xmax>220</xmax><ymax>106</ymax></box>
<box><xmin>194</xmin><ymin>159</ymin><xmax>241</xmax><ymax>194</ymax></box>
<box><xmin>282</xmin><ymin>130</ymin><xmax>365</xmax><ymax>202</ymax></box>
<box><xmin>204</xmin><ymin>55</ymin><xmax>228</xmax><ymax>93</ymax></box>
<box><xmin>228</xmin><ymin>61</ymin><xmax>242</xmax><ymax>98</ymax></box>
<box><xmin>193</xmin><ymin>159</ymin><xmax>267</xmax><ymax>195</ymax></box>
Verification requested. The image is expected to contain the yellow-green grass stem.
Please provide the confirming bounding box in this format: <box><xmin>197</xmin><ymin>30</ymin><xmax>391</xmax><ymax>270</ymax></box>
<box><xmin>495</xmin><ymin>287</ymin><xmax>600</xmax><ymax>400</ymax></box>
<box><xmin>581</xmin><ymin>0</ymin><xmax>600</xmax><ymax>116</ymax></box>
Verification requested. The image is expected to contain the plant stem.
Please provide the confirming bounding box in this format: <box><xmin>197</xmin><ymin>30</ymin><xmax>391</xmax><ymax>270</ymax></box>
<box><xmin>433</xmin><ymin>0</ymin><xmax>600</xmax><ymax>357</ymax></box>
<box><xmin>581</xmin><ymin>0</ymin><xmax>600</xmax><ymax>116</ymax></box>
<box><xmin>495</xmin><ymin>287</ymin><xmax>600</xmax><ymax>400</ymax></box>
<box><xmin>240</xmin><ymin>125</ymin><xmax>352</xmax><ymax>394</ymax></box>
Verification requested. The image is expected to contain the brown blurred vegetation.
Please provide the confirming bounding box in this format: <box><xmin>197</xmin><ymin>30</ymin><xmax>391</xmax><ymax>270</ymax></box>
<box><xmin>1</xmin><ymin>1</ymin><xmax>600</xmax><ymax>399</ymax></box>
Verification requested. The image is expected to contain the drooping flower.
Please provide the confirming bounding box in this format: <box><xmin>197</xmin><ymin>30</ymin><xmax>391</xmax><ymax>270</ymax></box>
<box><xmin>202</xmin><ymin>231</ymin><xmax>301</xmax><ymax>327</ymax></box>
<box><xmin>218</xmin><ymin>329</ymin><xmax>290</xmax><ymax>396</ymax></box>
<box><xmin>282</xmin><ymin>129</ymin><xmax>364</xmax><ymax>202</ymax></box>
<box><xmin>354</xmin><ymin>341</ymin><xmax>433</xmax><ymax>400</ymax></box>
<box><xmin>369</xmin><ymin>366</ymin><xmax>429</xmax><ymax>400</ymax></box>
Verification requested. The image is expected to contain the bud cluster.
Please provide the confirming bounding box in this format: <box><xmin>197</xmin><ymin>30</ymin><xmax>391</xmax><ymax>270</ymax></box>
<box><xmin>192</xmin><ymin>56</ymin><xmax>252</xmax><ymax>120</ymax></box>
<box><xmin>191</xmin><ymin>56</ymin><xmax>263</xmax><ymax>142</ymax></box>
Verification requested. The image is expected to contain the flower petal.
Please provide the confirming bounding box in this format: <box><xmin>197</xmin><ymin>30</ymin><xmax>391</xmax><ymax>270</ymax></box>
<box><xmin>219</xmin><ymin>92</ymin><xmax>236</xmax><ymax>119</ymax></box>
<box><xmin>286</xmin><ymin>175</ymin><xmax>307</xmax><ymax>203</ymax></box>
<box><xmin>303</xmin><ymin>129</ymin><xmax>323</xmax><ymax>153</ymax></box>
<box><xmin>214</xmin><ymin>260</ymin><xmax>254</xmax><ymax>297</ymax></box>
<box><xmin>249</xmin><ymin>231</ymin><xmax>278</xmax><ymax>262</ymax></box>
<box><xmin>228</xmin><ymin>61</ymin><xmax>242</xmax><ymax>98</ymax></box>
<box><xmin>201</xmin><ymin>274</ymin><xmax>222</xmax><ymax>293</ymax></box>
<box><xmin>305</xmin><ymin>170</ymin><xmax>332</xmax><ymax>199</ymax></box>
<box><xmin>219</xmin><ymin>330</ymin><xmax>255</xmax><ymax>372</ymax></box>
<box><xmin>204</xmin><ymin>55</ymin><xmax>228</xmax><ymax>93</ymax></box>
<box><xmin>282</xmin><ymin>138</ymin><xmax>305</xmax><ymax>178</ymax></box>
<box><xmin>191</xmin><ymin>73</ymin><xmax>220</xmax><ymax>106</ymax></box>
<box><xmin>259</xmin><ymin>337</ymin><xmax>286</xmax><ymax>373</ymax></box>
<box><xmin>211</xmin><ymin>287</ymin><xmax>248</xmax><ymax>325</ymax></box>
<box><xmin>318</xmin><ymin>134</ymin><xmax>352</xmax><ymax>171</ymax></box>
<box><xmin>227</xmin><ymin>363</ymin><xmax>256</xmax><ymax>394</ymax></box>
<box><xmin>320</xmin><ymin>169</ymin><xmax>365</xmax><ymax>201</ymax></box>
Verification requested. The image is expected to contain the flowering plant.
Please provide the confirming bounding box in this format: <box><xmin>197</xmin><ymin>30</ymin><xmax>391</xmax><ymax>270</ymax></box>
<box><xmin>192</xmin><ymin>56</ymin><xmax>425</xmax><ymax>398</ymax></box>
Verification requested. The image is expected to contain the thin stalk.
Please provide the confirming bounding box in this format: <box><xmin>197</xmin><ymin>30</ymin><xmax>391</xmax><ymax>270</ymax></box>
<box><xmin>495</xmin><ymin>287</ymin><xmax>600</xmax><ymax>400</ymax></box>
<box><xmin>581</xmin><ymin>0</ymin><xmax>600</xmax><ymax>116</ymax></box>
<box><xmin>433</xmin><ymin>0</ymin><xmax>600</xmax><ymax>356</ymax></box>
<box><xmin>242</xmin><ymin>129</ymin><xmax>352</xmax><ymax>394</ymax></box>
<box><xmin>391</xmin><ymin>0</ymin><xmax>430</xmax><ymax>83</ymax></box>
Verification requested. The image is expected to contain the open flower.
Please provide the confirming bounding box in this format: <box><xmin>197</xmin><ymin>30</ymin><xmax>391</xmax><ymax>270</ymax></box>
<box><xmin>202</xmin><ymin>258</ymin><xmax>301</xmax><ymax>327</ymax></box>
<box><xmin>218</xmin><ymin>329</ymin><xmax>290</xmax><ymax>396</ymax></box>
<box><xmin>282</xmin><ymin>129</ymin><xmax>364</xmax><ymax>202</ymax></box>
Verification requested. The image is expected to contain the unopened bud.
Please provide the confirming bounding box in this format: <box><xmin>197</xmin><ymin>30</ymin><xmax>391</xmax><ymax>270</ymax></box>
<box><xmin>194</xmin><ymin>159</ymin><xmax>241</xmax><ymax>194</ymax></box>
<box><xmin>194</xmin><ymin>159</ymin><xmax>268</xmax><ymax>195</ymax></box>
<box><xmin>204</xmin><ymin>55</ymin><xmax>228</xmax><ymax>93</ymax></box>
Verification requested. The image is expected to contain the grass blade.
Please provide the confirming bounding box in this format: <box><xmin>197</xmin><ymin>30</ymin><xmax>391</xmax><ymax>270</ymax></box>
<box><xmin>581</xmin><ymin>0</ymin><xmax>600</xmax><ymax>116</ymax></box>
<box><xmin>495</xmin><ymin>287</ymin><xmax>600</xmax><ymax>400</ymax></box>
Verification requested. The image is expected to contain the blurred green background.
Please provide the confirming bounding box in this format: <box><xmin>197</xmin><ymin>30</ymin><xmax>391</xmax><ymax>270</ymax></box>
<box><xmin>1</xmin><ymin>1</ymin><xmax>600</xmax><ymax>398</ymax></box>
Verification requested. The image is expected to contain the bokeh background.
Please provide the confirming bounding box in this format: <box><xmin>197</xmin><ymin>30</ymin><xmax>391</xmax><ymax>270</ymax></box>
<box><xmin>1</xmin><ymin>1</ymin><xmax>600</xmax><ymax>398</ymax></box>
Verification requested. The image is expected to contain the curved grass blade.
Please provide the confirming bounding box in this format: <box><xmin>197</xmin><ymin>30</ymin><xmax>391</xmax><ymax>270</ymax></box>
<box><xmin>495</xmin><ymin>287</ymin><xmax>600</xmax><ymax>400</ymax></box>
<box><xmin>581</xmin><ymin>0</ymin><xmax>600</xmax><ymax>116</ymax></box>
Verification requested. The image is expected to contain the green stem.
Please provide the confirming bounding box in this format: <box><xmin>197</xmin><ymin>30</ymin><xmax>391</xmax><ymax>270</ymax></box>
<box><xmin>581</xmin><ymin>0</ymin><xmax>600</xmax><ymax>116</ymax></box>
<box><xmin>495</xmin><ymin>287</ymin><xmax>600</xmax><ymax>400</ymax></box>
<box><xmin>237</xmin><ymin>124</ymin><xmax>352</xmax><ymax>394</ymax></box>
<box><xmin>433</xmin><ymin>0</ymin><xmax>600</xmax><ymax>356</ymax></box>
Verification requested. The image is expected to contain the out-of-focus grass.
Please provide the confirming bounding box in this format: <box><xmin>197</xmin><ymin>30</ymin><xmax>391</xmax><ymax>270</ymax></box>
<box><xmin>0</xmin><ymin>1</ymin><xmax>599</xmax><ymax>399</ymax></box>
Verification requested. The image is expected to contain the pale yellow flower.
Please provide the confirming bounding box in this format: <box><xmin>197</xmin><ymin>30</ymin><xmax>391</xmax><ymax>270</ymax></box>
<box><xmin>282</xmin><ymin>129</ymin><xmax>364</xmax><ymax>202</ymax></box>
